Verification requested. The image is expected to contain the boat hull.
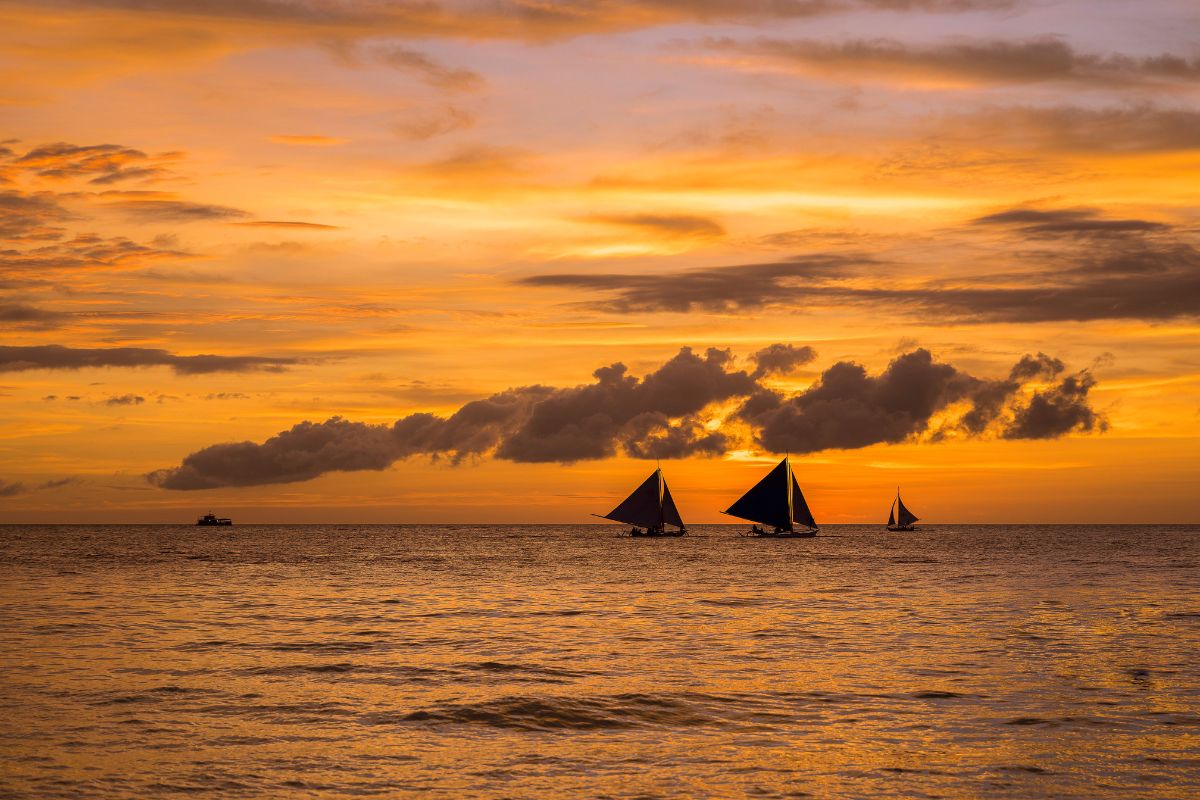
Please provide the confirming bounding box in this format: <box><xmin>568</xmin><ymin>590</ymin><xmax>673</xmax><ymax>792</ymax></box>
<box><xmin>743</xmin><ymin>528</ymin><xmax>818</xmax><ymax>538</ymax></box>
<box><xmin>630</xmin><ymin>529</ymin><xmax>686</xmax><ymax>537</ymax></box>
<box><xmin>886</xmin><ymin>525</ymin><xmax>918</xmax><ymax>532</ymax></box>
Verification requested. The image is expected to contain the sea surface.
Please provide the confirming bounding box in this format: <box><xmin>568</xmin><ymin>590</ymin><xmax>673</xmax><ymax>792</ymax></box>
<box><xmin>1</xmin><ymin>524</ymin><xmax>1198</xmax><ymax>799</ymax></box>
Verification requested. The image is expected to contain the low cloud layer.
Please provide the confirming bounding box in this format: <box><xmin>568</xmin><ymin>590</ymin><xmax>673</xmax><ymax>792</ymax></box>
<box><xmin>0</xmin><ymin>345</ymin><xmax>298</xmax><ymax>374</ymax></box>
<box><xmin>148</xmin><ymin>344</ymin><xmax>1103</xmax><ymax>490</ymax></box>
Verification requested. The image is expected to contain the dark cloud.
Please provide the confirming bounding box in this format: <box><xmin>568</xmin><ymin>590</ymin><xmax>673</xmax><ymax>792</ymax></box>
<box><xmin>494</xmin><ymin>347</ymin><xmax>756</xmax><ymax>462</ymax></box>
<box><xmin>955</xmin><ymin>106</ymin><xmax>1200</xmax><ymax>153</ymax></box>
<box><xmin>751</xmin><ymin>343</ymin><xmax>818</xmax><ymax>378</ymax></box>
<box><xmin>0</xmin><ymin>190</ymin><xmax>71</xmax><ymax>241</ymax></box>
<box><xmin>739</xmin><ymin>349</ymin><xmax>981</xmax><ymax>452</ymax></box>
<box><xmin>39</xmin><ymin>476</ymin><xmax>81</xmax><ymax>489</ymax></box>
<box><xmin>709</xmin><ymin>36</ymin><xmax>1200</xmax><ymax>88</ymax></box>
<box><xmin>974</xmin><ymin>208</ymin><xmax>1169</xmax><ymax>237</ymax></box>
<box><xmin>0</xmin><ymin>345</ymin><xmax>298</xmax><ymax>374</ymax></box>
<box><xmin>13</xmin><ymin>142</ymin><xmax>168</xmax><ymax>184</ymax></box>
<box><xmin>740</xmin><ymin>348</ymin><xmax>1105</xmax><ymax>453</ymax></box>
<box><xmin>0</xmin><ymin>476</ymin><xmax>83</xmax><ymax>496</ymax></box>
<box><xmin>580</xmin><ymin>213</ymin><xmax>726</xmax><ymax>240</ymax></box>
<box><xmin>147</xmin><ymin>417</ymin><xmax>405</xmax><ymax>490</ymax></box>
<box><xmin>522</xmin><ymin>208</ymin><xmax>1200</xmax><ymax>323</ymax></box>
<box><xmin>104</xmin><ymin>393</ymin><xmax>145</xmax><ymax>406</ymax></box>
<box><xmin>1002</xmin><ymin>370</ymin><xmax>1105</xmax><ymax>439</ymax></box>
<box><xmin>1006</xmin><ymin>352</ymin><xmax>1064</xmax><ymax>383</ymax></box>
<box><xmin>0</xmin><ymin>302</ymin><xmax>67</xmax><ymax>327</ymax></box>
<box><xmin>1</xmin><ymin>233</ymin><xmax>186</xmax><ymax>273</ymax></box>
<box><xmin>149</xmin><ymin>344</ymin><xmax>1101</xmax><ymax>490</ymax></box>
<box><xmin>519</xmin><ymin>254</ymin><xmax>868</xmax><ymax>313</ymax></box>
<box><xmin>105</xmin><ymin>198</ymin><xmax>250</xmax><ymax>222</ymax></box>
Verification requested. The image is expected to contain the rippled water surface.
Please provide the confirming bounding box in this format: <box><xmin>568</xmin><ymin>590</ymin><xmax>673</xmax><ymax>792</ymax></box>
<box><xmin>2</xmin><ymin>524</ymin><xmax>1198</xmax><ymax>798</ymax></box>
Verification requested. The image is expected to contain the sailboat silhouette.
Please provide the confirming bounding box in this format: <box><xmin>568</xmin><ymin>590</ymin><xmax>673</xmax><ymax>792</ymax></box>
<box><xmin>594</xmin><ymin>466</ymin><xmax>687</xmax><ymax>537</ymax></box>
<box><xmin>722</xmin><ymin>455</ymin><xmax>818</xmax><ymax>537</ymax></box>
<box><xmin>886</xmin><ymin>488</ymin><xmax>920</xmax><ymax>531</ymax></box>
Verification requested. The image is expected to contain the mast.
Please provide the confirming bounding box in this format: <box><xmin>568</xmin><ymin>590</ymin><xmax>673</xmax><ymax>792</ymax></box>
<box><xmin>657</xmin><ymin>467</ymin><xmax>664</xmax><ymax>530</ymax></box>
<box><xmin>785</xmin><ymin>454</ymin><xmax>794</xmax><ymax>532</ymax></box>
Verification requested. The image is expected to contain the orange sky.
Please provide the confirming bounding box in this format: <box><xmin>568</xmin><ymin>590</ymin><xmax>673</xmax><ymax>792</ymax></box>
<box><xmin>2</xmin><ymin>0</ymin><xmax>1198</xmax><ymax>523</ymax></box>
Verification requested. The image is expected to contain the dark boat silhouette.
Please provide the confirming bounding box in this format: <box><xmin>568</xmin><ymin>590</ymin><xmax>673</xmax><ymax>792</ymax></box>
<box><xmin>594</xmin><ymin>467</ymin><xmax>687</xmax><ymax>537</ymax></box>
<box><xmin>723</xmin><ymin>455</ymin><xmax>818</xmax><ymax>537</ymax></box>
<box><xmin>196</xmin><ymin>513</ymin><xmax>233</xmax><ymax>526</ymax></box>
<box><xmin>886</xmin><ymin>488</ymin><xmax>919</xmax><ymax>531</ymax></box>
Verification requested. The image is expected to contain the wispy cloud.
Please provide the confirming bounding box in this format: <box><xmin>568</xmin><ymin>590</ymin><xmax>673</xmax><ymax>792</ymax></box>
<box><xmin>0</xmin><ymin>345</ymin><xmax>300</xmax><ymax>374</ymax></box>
<box><xmin>703</xmin><ymin>36</ymin><xmax>1200</xmax><ymax>88</ymax></box>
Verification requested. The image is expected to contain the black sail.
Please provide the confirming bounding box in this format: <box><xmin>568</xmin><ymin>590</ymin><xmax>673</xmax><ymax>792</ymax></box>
<box><xmin>724</xmin><ymin>458</ymin><xmax>793</xmax><ymax>530</ymax></box>
<box><xmin>887</xmin><ymin>501</ymin><xmax>896</xmax><ymax>527</ymax></box>
<box><xmin>661</xmin><ymin>479</ymin><xmax>685</xmax><ymax>529</ymax></box>
<box><xmin>792</xmin><ymin>475</ymin><xmax>816</xmax><ymax>529</ymax></box>
<box><xmin>603</xmin><ymin>470</ymin><xmax>663</xmax><ymax>529</ymax></box>
<box><xmin>896</xmin><ymin>495</ymin><xmax>919</xmax><ymax>526</ymax></box>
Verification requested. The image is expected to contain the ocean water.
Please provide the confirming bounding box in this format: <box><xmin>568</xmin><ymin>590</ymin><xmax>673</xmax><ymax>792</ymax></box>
<box><xmin>1</xmin><ymin>524</ymin><xmax>1198</xmax><ymax>799</ymax></box>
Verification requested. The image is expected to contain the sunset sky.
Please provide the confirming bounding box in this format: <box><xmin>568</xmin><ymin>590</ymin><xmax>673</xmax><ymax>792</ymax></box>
<box><xmin>2</xmin><ymin>0</ymin><xmax>1197</xmax><ymax>523</ymax></box>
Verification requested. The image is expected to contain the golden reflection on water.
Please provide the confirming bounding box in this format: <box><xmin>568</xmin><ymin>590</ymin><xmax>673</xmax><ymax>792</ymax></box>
<box><xmin>1</xmin><ymin>524</ymin><xmax>1198</xmax><ymax>798</ymax></box>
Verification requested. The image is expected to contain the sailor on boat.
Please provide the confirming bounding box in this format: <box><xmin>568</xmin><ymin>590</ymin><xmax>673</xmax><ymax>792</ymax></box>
<box><xmin>723</xmin><ymin>455</ymin><xmax>818</xmax><ymax>537</ymax></box>
<box><xmin>594</xmin><ymin>466</ymin><xmax>687</xmax><ymax>537</ymax></box>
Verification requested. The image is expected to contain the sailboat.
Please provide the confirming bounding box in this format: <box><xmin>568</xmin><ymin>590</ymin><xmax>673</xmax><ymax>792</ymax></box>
<box><xmin>594</xmin><ymin>467</ymin><xmax>687</xmax><ymax>537</ymax></box>
<box><xmin>886</xmin><ymin>488</ymin><xmax>920</xmax><ymax>531</ymax></box>
<box><xmin>723</xmin><ymin>455</ymin><xmax>818</xmax><ymax>537</ymax></box>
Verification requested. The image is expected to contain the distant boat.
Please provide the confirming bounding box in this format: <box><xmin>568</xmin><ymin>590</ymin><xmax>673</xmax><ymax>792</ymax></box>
<box><xmin>886</xmin><ymin>489</ymin><xmax>919</xmax><ymax>531</ymax></box>
<box><xmin>594</xmin><ymin>467</ymin><xmax>686</xmax><ymax>537</ymax></box>
<box><xmin>724</xmin><ymin>455</ymin><xmax>818</xmax><ymax>537</ymax></box>
<box><xmin>196</xmin><ymin>513</ymin><xmax>233</xmax><ymax>526</ymax></box>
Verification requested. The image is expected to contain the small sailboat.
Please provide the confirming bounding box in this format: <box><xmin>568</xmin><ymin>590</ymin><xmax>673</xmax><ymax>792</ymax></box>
<box><xmin>594</xmin><ymin>467</ymin><xmax>687</xmax><ymax>536</ymax></box>
<box><xmin>886</xmin><ymin>488</ymin><xmax>919</xmax><ymax>531</ymax></box>
<box><xmin>723</xmin><ymin>455</ymin><xmax>818</xmax><ymax>537</ymax></box>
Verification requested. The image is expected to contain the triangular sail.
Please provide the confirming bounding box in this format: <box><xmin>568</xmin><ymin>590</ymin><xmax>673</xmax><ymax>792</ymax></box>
<box><xmin>603</xmin><ymin>471</ymin><xmax>663</xmax><ymax>529</ymax></box>
<box><xmin>896</xmin><ymin>494</ymin><xmax>919</xmax><ymax>526</ymax></box>
<box><xmin>724</xmin><ymin>458</ymin><xmax>793</xmax><ymax>530</ymax></box>
<box><xmin>660</xmin><ymin>479</ymin><xmax>685</xmax><ymax>529</ymax></box>
<box><xmin>887</xmin><ymin>500</ymin><xmax>896</xmax><ymax>527</ymax></box>
<box><xmin>791</xmin><ymin>475</ymin><xmax>816</xmax><ymax>529</ymax></box>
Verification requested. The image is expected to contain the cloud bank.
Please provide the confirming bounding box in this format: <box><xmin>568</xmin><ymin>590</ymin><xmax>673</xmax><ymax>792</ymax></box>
<box><xmin>148</xmin><ymin>344</ymin><xmax>1103</xmax><ymax>489</ymax></box>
